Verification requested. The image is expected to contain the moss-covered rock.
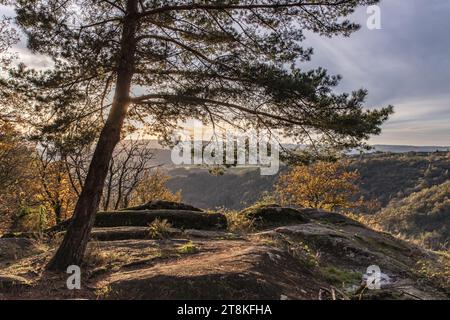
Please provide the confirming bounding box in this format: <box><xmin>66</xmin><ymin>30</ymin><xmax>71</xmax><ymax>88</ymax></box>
<box><xmin>320</xmin><ymin>266</ymin><xmax>362</xmax><ymax>287</ymax></box>
<box><xmin>122</xmin><ymin>200</ymin><xmax>203</xmax><ymax>212</ymax></box>
<box><xmin>47</xmin><ymin>201</ymin><xmax>215</xmax><ymax>233</ymax></box>
<box><xmin>241</xmin><ymin>204</ymin><xmax>309</xmax><ymax>228</ymax></box>
<box><xmin>94</xmin><ymin>210</ymin><xmax>227</xmax><ymax>230</ymax></box>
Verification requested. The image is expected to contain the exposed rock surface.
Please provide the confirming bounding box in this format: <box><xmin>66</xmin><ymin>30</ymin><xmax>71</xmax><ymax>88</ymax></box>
<box><xmin>94</xmin><ymin>214</ymin><xmax>448</xmax><ymax>300</ymax></box>
<box><xmin>55</xmin><ymin>227</ymin><xmax>238</xmax><ymax>242</ymax></box>
<box><xmin>122</xmin><ymin>200</ymin><xmax>203</xmax><ymax>212</ymax></box>
<box><xmin>0</xmin><ymin>274</ymin><xmax>30</xmax><ymax>290</ymax></box>
<box><xmin>1</xmin><ymin>206</ymin><xmax>448</xmax><ymax>300</ymax></box>
<box><xmin>0</xmin><ymin>238</ymin><xmax>46</xmax><ymax>262</ymax></box>
<box><xmin>242</xmin><ymin>204</ymin><xmax>309</xmax><ymax>227</ymax></box>
<box><xmin>95</xmin><ymin>210</ymin><xmax>226</xmax><ymax>230</ymax></box>
<box><xmin>45</xmin><ymin>201</ymin><xmax>226</xmax><ymax>233</ymax></box>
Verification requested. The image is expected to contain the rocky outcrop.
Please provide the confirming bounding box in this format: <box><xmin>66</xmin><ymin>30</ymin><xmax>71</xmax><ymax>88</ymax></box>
<box><xmin>121</xmin><ymin>200</ymin><xmax>203</xmax><ymax>212</ymax></box>
<box><xmin>102</xmin><ymin>245</ymin><xmax>322</xmax><ymax>300</ymax></box>
<box><xmin>95</xmin><ymin>210</ymin><xmax>226</xmax><ymax>230</ymax></box>
<box><xmin>87</xmin><ymin>226</ymin><xmax>180</xmax><ymax>241</ymax></box>
<box><xmin>1</xmin><ymin>205</ymin><xmax>448</xmax><ymax>300</ymax></box>
<box><xmin>46</xmin><ymin>201</ymin><xmax>227</xmax><ymax>233</ymax></box>
<box><xmin>91</xmin><ymin>207</ymin><xmax>448</xmax><ymax>300</ymax></box>
<box><xmin>241</xmin><ymin>204</ymin><xmax>309</xmax><ymax>228</ymax></box>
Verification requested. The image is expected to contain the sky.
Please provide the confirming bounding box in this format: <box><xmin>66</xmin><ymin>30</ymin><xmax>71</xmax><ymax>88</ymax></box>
<box><xmin>1</xmin><ymin>1</ymin><xmax>449</xmax><ymax>146</ymax></box>
<box><xmin>303</xmin><ymin>0</ymin><xmax>450</xmax><ymax>146</ymax></box>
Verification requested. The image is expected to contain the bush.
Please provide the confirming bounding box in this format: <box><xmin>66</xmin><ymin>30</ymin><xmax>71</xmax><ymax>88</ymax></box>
<box><xmin>178</xmin><ymin>241</ymin><xmax>198</xmax><ymax>254</ymax></box>
<box><xmin>12</xmin><ymin>206</ymin><xmax>48</xmax><ymax>234</ymax></box>
<box><xmin>83</xmin><ymin>242</ymin><xmax>120</xmax><ymax>267</ymax></box>
<box><xmin>148</xmin><ymin>218</ymin><xmax>172</xmax><ymax>239</ymax></box>
<box><xmin>225</xmin><ymin>211</ymin><xmax>254</xmax><ymax>233</ymax></box>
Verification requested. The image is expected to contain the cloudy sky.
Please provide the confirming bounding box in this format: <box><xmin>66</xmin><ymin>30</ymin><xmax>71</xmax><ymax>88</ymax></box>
<box><xmin>2</xmin><ymin>1</ymin><xmax>449</xmax><ymax>146</ymax></box>
<box><xmin>303</xmin><ymin>0</ymin><xmax>450</xmax><ymax>146</ymax></box>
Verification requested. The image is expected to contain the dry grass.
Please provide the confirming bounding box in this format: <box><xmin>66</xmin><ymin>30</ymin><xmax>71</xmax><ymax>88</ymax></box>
<box><xmin>415</xmin><ymin>251</ymin><xmax>450</xmax><ymax>288</ymax></box>
<box><xmin>177</xmin><ymin>241</ymin><xmax>199</xmax><ymax>254</ymax></box>
<box><xmin>83</xmin><ymin>242</ymin><xmax>127</xmax><ymax>267</ymax></box>
<box><xmin>148</xmin><ymin>218</ymin><xmax>172</xmax><ymax>239</ymax></box>
<box><xmin>224</xmin><ymin>211</ymin><xmax>254</xmax><ymax>233</ymax></box>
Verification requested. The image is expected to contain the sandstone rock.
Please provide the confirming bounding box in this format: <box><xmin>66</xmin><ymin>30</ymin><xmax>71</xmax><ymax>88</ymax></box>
<box><xmin>242</xmin><ymin>204</ymin><xmax>309</xmax><ymax>227</ymax></box>
<box><xmin>100</xmin><ymin>245</ymin><xmax>322</xmax><ymax>300</ymax></box>
<box><xmin>183</xmin><ymin>229</ymin><xmax>239</xmax><ymax>239</ymax></box>
<box><xmin>48</xmin><ymin>202</ymin><xmax>222</xmax><ymax>233</ymax></box>
<box><xmin>0</xmin><ymin>238</ymin><xmax>46</xmax><ymax>262</ymax></box>
<box><xmin>122</xmin><ymin>200</ymin><xmax>203</xmax><ymax>212</ymax></box>
<box><xmin>89</xmin><ymin>226</ymin><xmax>182</xmax><ymax>241</ymax></box>
<box><xmin>95</xmin><ymin>210</ymin><xmax>227</xmax><ymax>230</ymax></box>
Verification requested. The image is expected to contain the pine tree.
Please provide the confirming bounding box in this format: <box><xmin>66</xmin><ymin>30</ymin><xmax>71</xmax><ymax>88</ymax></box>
<box><xmin>8</xmin><ymin>0</ymin><xmax>392</xmax><ymax>270</ymax></box>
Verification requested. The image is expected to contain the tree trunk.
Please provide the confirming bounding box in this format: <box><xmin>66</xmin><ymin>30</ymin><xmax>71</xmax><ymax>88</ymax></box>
<box><xmin>46</xmin><ymin>0</ymin><xmax>139</xmax><ymax>271</ymax></box>
<box><xmin>54</xmin><ymin>201</ymin><xmax>62</xmax><ymax>224</ymax></box>
<box><xmin>103</xmin><ymin>160</ymin><xmax>115</xmax><ymax>211</ymax></box>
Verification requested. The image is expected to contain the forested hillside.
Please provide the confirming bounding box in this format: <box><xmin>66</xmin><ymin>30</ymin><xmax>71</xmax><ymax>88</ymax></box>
<box><xmin>165</xmin><ymin>152</ymin><xmax>450</xmax><ymax>249</ymax></box>
<box><xmin>367</xmin><ymin>181</ymin><xmax>449</xmax><ymax>250</ymax></box>
<box><xmin>349</xmin><ymin>152</ymin><xmax>450</xmax><ymax>209</ymax></box>
<box><xmin>166</xmin><ymin>152</ymin><xmax>450</xmax><ymax>210</ymax></box>
<box><xmin>166</xmin><ymin>167</ymin><xmax>280</xmax><ymax>210</ymax></box>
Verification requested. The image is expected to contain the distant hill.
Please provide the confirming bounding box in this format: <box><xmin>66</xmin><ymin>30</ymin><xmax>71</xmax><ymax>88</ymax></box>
<box><xmin>165</xmin><ymin>152</ymin><xmax>450</xmax><ymax>210</ymax></box>
<box><xmin>349</xmin><ymin>152</ymin><xmax>450</xmax><ymax>208</ymax></box>
<box><xmin>371</xmin><ymin>145</ymin><xmax>450</xmax><ymax>153</ymax></box>
<box><xmin>163</xmin><ymin>151</ymin><xmax>450</xmax><ymax>250</ymax></box>
<box><xmin>165</xmin><ymin>167</ymin><xmax>280</xmax><ymax>210</ymax></box>
<box><xmin>142</xmin><ymin>140</ymin><xmax>450</xmax><ymax>167</ymax></box>
<box><xmin>368</xmin><ymin>181</ymin><xmax>449</xmax><ymax>250</ymax></box>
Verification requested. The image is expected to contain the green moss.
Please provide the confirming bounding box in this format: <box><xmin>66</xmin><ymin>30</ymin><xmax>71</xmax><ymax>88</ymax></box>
<box><xmin>240</xmin><ymin>203</ymin><xmax>309</xmax><ymax>229</ymax></box>
<box><xmin>355</xmin><ymin>235</ymin><xmax>407</xmax><ymax>256</ymax></box>
<box><xmin>264</xmin><ymin>234</ymin><xmax>320</xmax><ymax>268</ymax></box>
<box><xmin>178</xmin><ymin>242</ymin><xmax>199</xmax><ymax>254</ymax></box>
<box><xmin>321</xmin><ymin>266</ymin><xmax>362</xmax><ymax>286</ymax></box>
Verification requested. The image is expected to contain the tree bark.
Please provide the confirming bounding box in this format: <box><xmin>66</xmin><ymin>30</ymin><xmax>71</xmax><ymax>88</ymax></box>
<box><xmin>46</xmin><ymin>0</ymin><xmax>139</xmax><ymax>271</ymax></box>
<box><xmin>54</xmin><ymin>201</ymin><xmax>62</xmax><ymax>224</ymax></box>
<box><xmin>103</xmin><ymin>160</ymin><xmax>115</xmax><ymax>211</ymax></box>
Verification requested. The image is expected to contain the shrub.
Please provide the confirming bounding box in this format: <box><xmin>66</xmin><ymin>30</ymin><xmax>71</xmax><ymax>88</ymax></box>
<box><xmin>178</xmin><ymin>241</ymin><xmax>198</xmax><ymax>254</ymax></box>
<box><xmin>12</xmin><ymin>206</ymin><xmax>48</xmax><ymax>234</ymax></box>
<box><xmin>148</xmin><ymin>218</ymin><xmax>172</xmax><ymax>239</ymax></box>
<box><xmin>83</xmin><ymin>242</ymin><xmax>119</xmax><ymax>267</ymax></box>
<box><xmin>225</xmin><ymin>211</ymin><xmax>254</xmax><ymax>233</ymax></box>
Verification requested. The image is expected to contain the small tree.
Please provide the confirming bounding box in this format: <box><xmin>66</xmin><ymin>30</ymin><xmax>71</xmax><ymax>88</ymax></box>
<box><xmin>276</xmin><ymin>161</ymin><xmax>362</xmax><ymax>211</ymax></box>
<box><xmin>64</xmin><ymin>138</ymin><xmax>161</xmax><ymax>210</ymax></box>
<box><xmin>130</xmin><ymin>169</ymin><xmax>181</xmax><ymax>206</ymax></box>
<box><xmin>36</xmin><ymin>146</ymin><xmax>78</xmax><ymax>224</ymax></box>
<box><xmin>0</xmin><ymin>121</ymin><xmax>41</xmax><ymax>231</ymax></box>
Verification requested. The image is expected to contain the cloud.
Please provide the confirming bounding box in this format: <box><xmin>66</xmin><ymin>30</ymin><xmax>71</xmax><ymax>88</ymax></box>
<box><xmin>1</xmin><ymin>5</ymin><xmax>53</xmax><ymax>70</ymax></box>
<box><xmin>300</xmin><ymin>0</ymin><xmax>450</xmax><ymax>145</ymax></box>
<box><xmin>369</xmin><ymin>95</ymin><xmax>450</xmax><ymax>145</ymax></box>
<box><xmin>12</xmin><ymin>46</ymin><xmax>54</xmax><ymax>69</ymax></box>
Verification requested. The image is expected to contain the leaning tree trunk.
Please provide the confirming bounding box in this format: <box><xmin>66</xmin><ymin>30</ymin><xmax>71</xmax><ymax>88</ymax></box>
<box><xmin>46</xmin><ymin>0</ymin><xmax>139</xmax><ymax>271</ymax></box>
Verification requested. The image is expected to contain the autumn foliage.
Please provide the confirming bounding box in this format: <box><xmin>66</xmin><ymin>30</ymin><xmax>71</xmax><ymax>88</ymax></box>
<box><xmin>276</xmin><ymin>161</ymin><xmax>362</xmax><ymax>211</ymax></box>
<box><xmin>131</xmin><ymin>170</ymin><xmax>182</xmax><ymax>206</ymax></box>
<box><xmin>0</xmin><ymin>120</ymin><xmax>180</xmax><ymax>232</ymax></box>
